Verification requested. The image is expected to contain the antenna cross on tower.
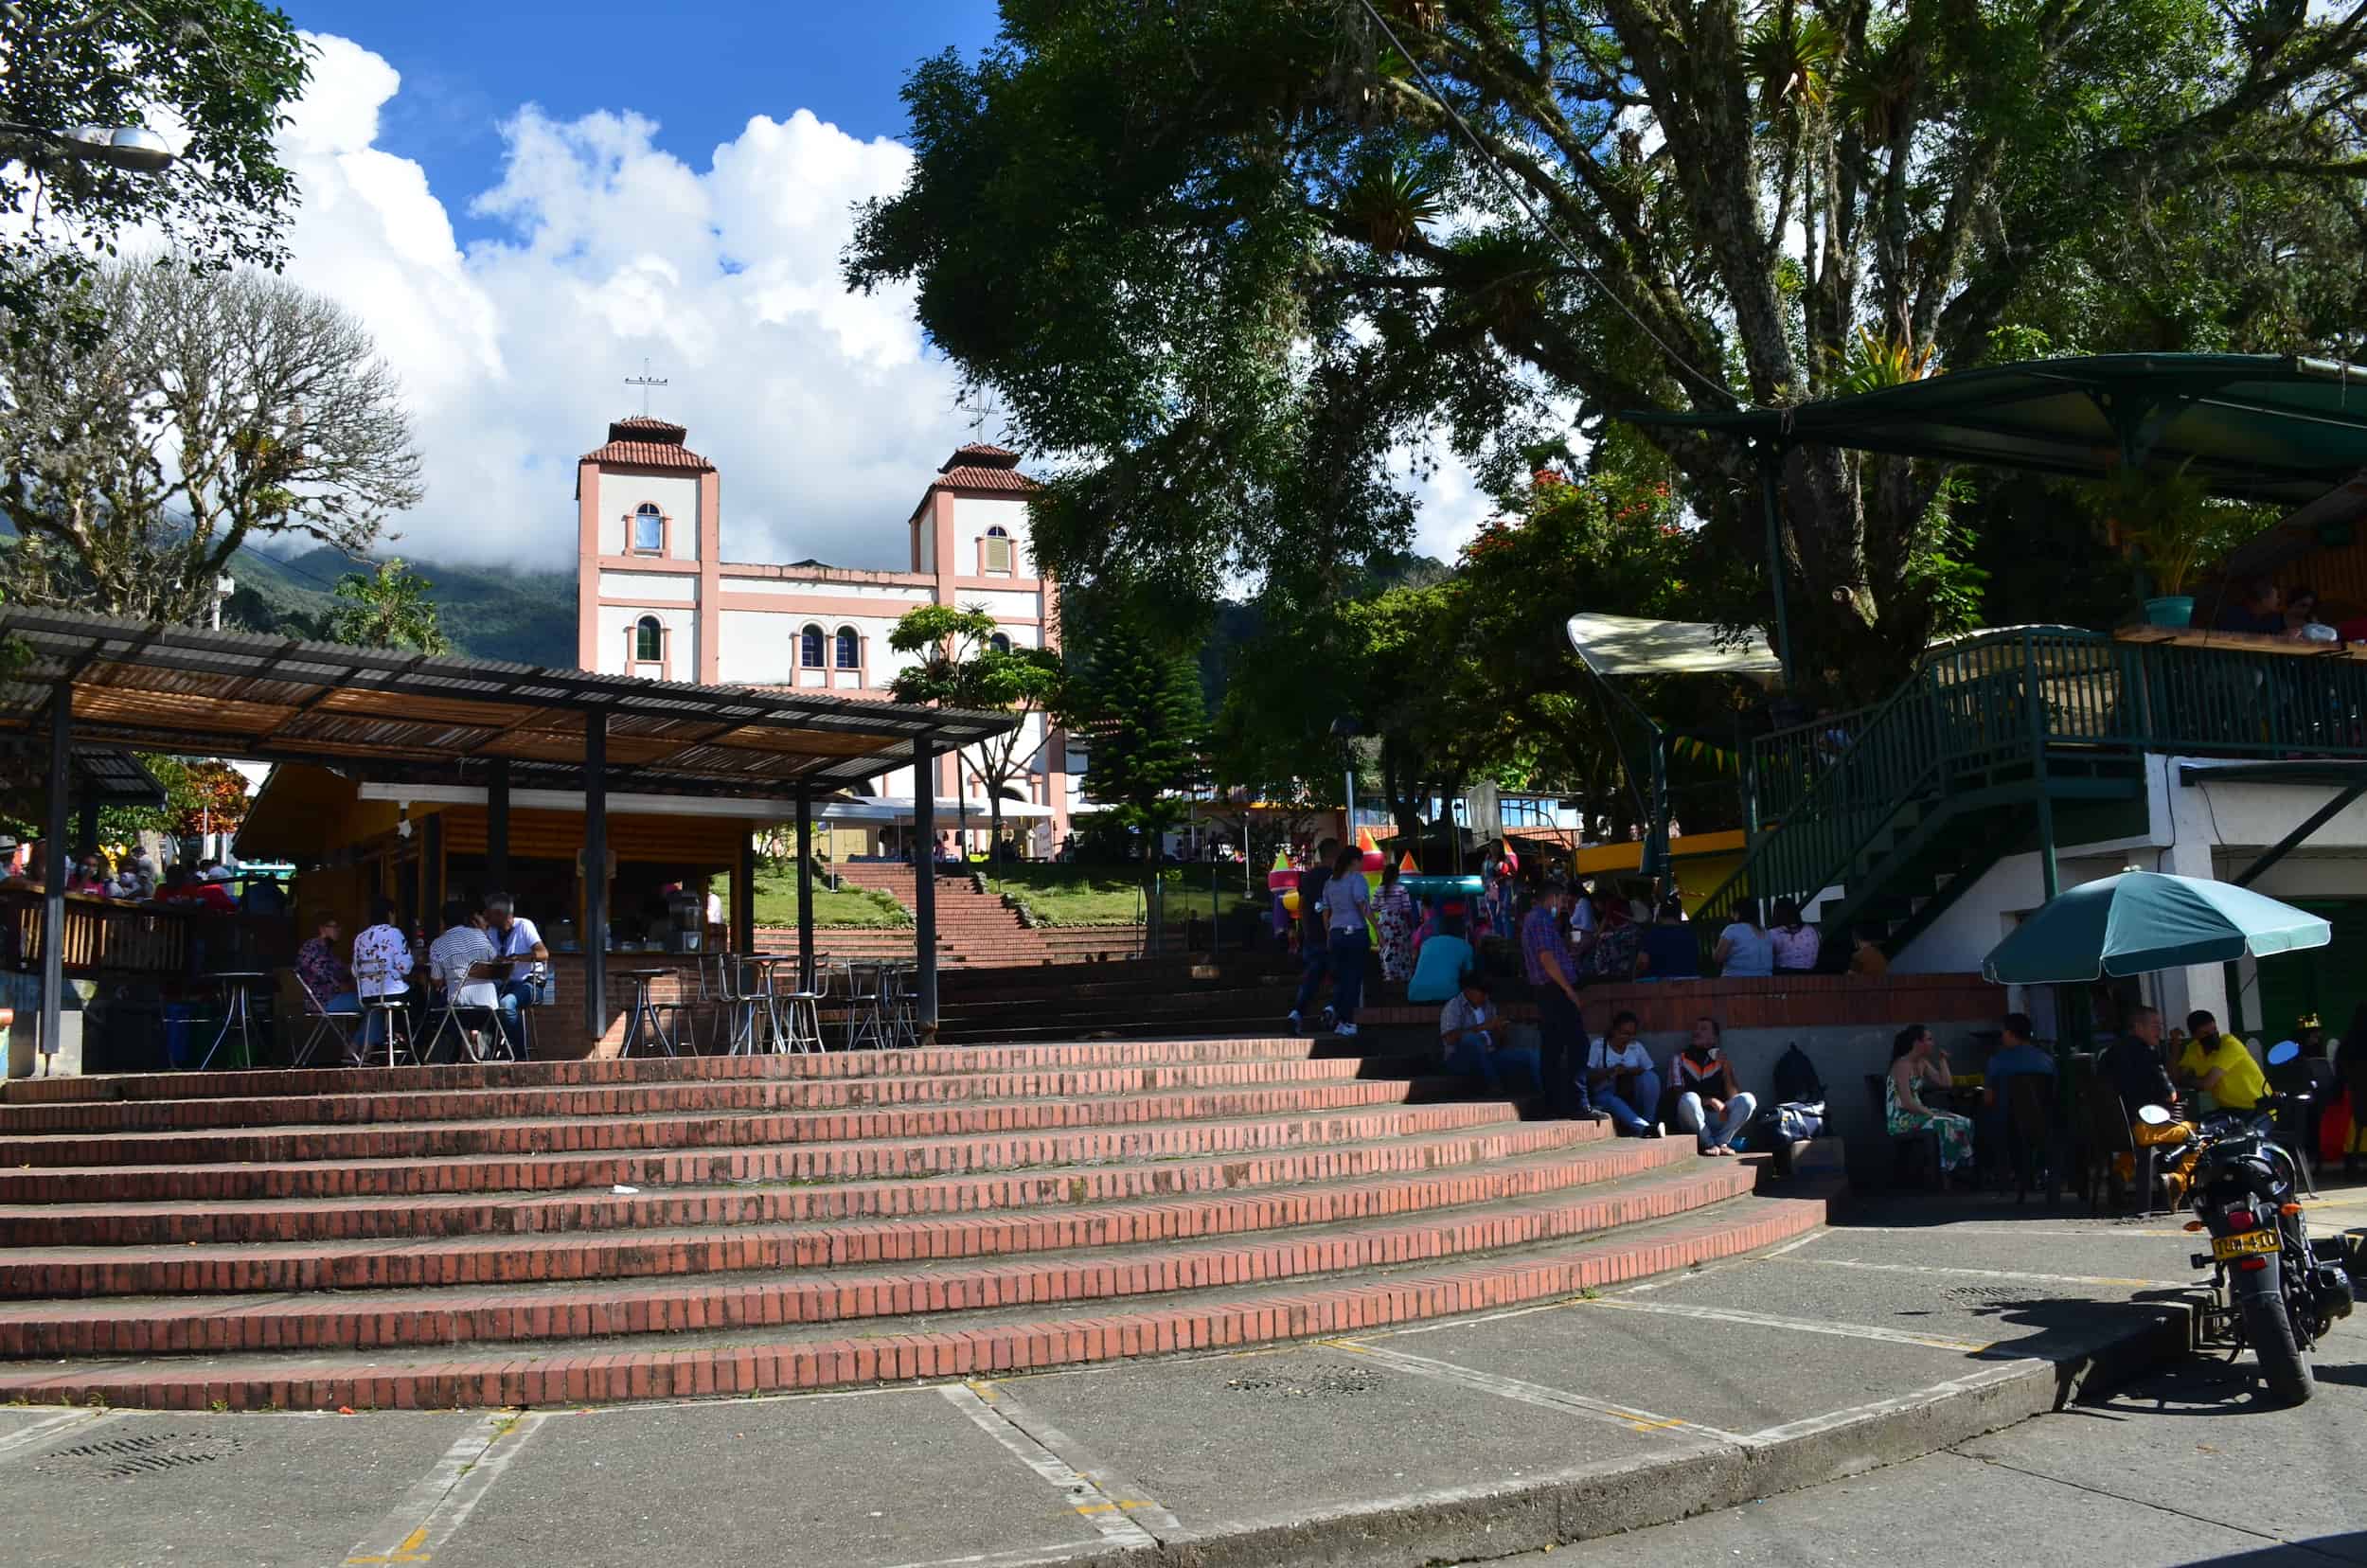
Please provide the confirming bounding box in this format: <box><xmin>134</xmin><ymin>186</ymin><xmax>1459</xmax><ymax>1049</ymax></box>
<box><xmin>625</xmin><ymin>358</ymin><xmax>669</xmax><ymax>418</ymax></box>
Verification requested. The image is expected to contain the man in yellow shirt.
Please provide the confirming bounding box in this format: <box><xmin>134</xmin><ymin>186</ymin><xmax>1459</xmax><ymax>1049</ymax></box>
<box><xmin>2176</xmin><ymin>1010</ymin><xmax>2267</xmax><ymax>1112</ymax></box>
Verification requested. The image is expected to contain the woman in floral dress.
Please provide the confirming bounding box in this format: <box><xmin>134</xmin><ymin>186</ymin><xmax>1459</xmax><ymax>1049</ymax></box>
<box><xmin>1886</xmin><ymin>1025</ymin><xmax>1974</xmax><ymax>1175</ymax></box>
<box><xmin>1375</xmin><ymin>864</ymin><xmax>1417</xmax><ymax>984</ymax></box>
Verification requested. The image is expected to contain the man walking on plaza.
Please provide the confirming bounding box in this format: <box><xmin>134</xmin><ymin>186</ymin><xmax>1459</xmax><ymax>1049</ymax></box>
<box><xmin>1287</xmin><ymin>838</ymin><xmax>1339</xmax><ymax>1034</ymax></box>
<box><xmin>1522</xmin><ymin>880</ymin><xmax>1594</xmax><ymax>1119</ymax></box>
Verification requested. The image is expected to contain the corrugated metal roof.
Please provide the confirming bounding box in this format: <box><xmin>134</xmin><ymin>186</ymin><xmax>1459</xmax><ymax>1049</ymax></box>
<box><xmin>0</xmin><ymin>608</ymin><xmax>1014</xmax><ymax>800</ymax></box>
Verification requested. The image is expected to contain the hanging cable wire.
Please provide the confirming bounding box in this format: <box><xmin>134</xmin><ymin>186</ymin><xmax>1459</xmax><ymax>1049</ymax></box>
<box><xmin>1351</xmin><ymin>0</ymin><xmax>1743</xmax><ymax>409</ymax></box>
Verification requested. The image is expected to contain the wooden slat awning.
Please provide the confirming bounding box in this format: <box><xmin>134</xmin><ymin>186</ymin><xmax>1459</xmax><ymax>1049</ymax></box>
<box><xmin>0</xmin><ymin>608</ymin><xmax>1014</xmax><ymax>797</ymax></box>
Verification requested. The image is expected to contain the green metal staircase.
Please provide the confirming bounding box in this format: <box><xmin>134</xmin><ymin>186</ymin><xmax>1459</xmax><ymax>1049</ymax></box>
<box><xmin>1689</xmin><ymin>628</ymin><xmax>2246</xmax><ymax>963</ymax></box>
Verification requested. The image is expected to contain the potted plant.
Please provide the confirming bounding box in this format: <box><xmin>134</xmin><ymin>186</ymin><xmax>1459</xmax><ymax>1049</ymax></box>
<box><xmin>2087</xmin><ymin>460</ymin><xmax>2257</xmax><ymax>628</ymax></box>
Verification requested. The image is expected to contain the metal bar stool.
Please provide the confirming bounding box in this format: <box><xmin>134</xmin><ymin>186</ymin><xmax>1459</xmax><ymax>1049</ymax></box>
<box><xmin>844</xmin><ymin>961</ymin><xmax>889</xmax><ymax>1050</ymax></box>
<box><xmin>715</xmin><ymin>954</ymin><xmax>771</xmax><ymax>1057</ymax></box>
<box><xmin>880</xmin><ymin>962</ymin><xmax>920</xmax><ymax>1049</ymax></box>
<box><xmin>762</xmin><ymin>954</ymin><xmax>826</xmax><ymax>1055</ymax></box>
<box><xmin>352</xmin><ymin>959</ymin><xmax>416</xmax><ymax>1068</ymax></box>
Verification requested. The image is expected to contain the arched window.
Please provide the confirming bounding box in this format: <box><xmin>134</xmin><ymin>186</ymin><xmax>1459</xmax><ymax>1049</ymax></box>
<box><xmin>633</xmin><ymin>615</ymin><xmax>663</xmax><ymax>663</ymax></box>
<box><xmin>988</xmin><ymin>633</ymin><xmax>1012</xmax><ymax>655</ymax></box>
<box><xmin>981</xmin><ymin>524</ymin><xmax>1013</xmax><ymax>575</ymax></box>
<box><xmin>799</xmin><ymin>625</ymin><xmax>825</xmax><ymax>668</ymax></box>
<box><xmin>632</xmin><ymin>503</ymin><xmax>663</xmax><ymax>553</ymax></box>
<box><xmin>834</xmin><ymin>627</ymin><xmax>861</xmax><ymax>670</ymax></box>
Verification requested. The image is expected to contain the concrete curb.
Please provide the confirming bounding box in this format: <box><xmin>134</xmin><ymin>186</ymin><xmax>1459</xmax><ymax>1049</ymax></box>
<box><xmin>1029</xmin><ymin>1294</ymin><xmax>2200</xmax><ymax>1568</ymax></box>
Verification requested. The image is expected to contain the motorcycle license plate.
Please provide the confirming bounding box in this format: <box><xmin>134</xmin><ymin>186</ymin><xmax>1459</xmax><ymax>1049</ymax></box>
<box><xmin>2211</xmin><ymin>1230</ymin><xmax>2281</xmax><ymax>1261</ymax></box>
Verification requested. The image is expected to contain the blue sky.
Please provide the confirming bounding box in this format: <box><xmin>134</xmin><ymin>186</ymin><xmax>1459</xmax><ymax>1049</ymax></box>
<box><xmin>252</xmin><ymin>3</ymin><xmax>1491</xmax><ymax>573</ymax></box>
<box><xmin>287</xmin><ymin>1</ymin><xmax>1000</xmax><ymax>244</ymax></box>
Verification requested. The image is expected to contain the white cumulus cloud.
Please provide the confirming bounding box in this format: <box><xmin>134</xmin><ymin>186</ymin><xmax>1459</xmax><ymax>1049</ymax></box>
<box><xmin>270</xmin><ymin>33</ymin><xmax>967</xmax><ymax>572</ymax></box>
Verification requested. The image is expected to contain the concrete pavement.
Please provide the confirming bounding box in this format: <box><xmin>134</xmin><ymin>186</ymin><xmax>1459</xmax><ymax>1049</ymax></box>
<box><xmin>5</xmin><ymin>1182</ymin><xmax>2362</xmax><ymax>1568</ymax></box>
<box><xmin>1494</xmin><ymin>1324</ymin><xmax>2367</xmax><ymax>1566</ymax></box>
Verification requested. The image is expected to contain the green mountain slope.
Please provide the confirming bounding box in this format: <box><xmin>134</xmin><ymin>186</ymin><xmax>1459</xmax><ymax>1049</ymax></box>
<box><xmin>223</xmin><ymin>546</ymin><xmax>577</xmax><ymax>667</ymax></box>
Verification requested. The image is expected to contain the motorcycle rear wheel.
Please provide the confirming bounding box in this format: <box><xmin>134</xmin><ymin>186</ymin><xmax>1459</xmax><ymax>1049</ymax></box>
<box><xmin>2239</xmin><ymin>1294</ymin><xmax>2316</xmax><ymax>1405</ymax></box>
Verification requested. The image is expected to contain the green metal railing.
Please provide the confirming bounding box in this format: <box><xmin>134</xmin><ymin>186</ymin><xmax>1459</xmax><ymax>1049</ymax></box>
<box><xmin>1699</xmin><ymin>629</ymin><xmax>2367</xmax><ymax>951</ymax></box>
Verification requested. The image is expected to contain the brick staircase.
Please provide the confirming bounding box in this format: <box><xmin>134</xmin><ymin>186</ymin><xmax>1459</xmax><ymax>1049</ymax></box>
<box><xmin>781</xmin><ymin>863</ymin><xmax>1055</xmax><ymax>967</ymax></box>
<box><xmin>0</xmin><ymin>1044</ymin><xmax>1836</xmax><ymax>1410</ymax></box>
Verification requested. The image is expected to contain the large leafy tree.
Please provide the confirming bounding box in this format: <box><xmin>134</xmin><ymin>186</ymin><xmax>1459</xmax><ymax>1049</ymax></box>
<box><xmin>1214</xmin><ymin>460</ymin><xmax>1757</xmax><ymax>838</ymax></box>
<box><xmin>1060</xmin><ymin>625</ymin><xmax>1209</xmax><ymax>883</ymax></box>
<box><xmin>850</xmin><ymin>0</ymin><xmax>2367</xmax><ymax>695</ymax></box>
<box><xmin>0</xmin><ymin>261</ymin><xmax>423</xmax><ymax>623</ymax></box>
<box><xmin>0</xmin><ymin>2</ymin><xmax>310</xmax><ymax>342</ymax></box>
<box><xmin>887</xmin><ymin>602</ymin><xmax>1065</xmax><ymax>859</ymax></box>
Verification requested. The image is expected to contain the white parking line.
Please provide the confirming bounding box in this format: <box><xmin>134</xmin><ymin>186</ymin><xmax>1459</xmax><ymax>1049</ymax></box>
<box><xmin>337</xmin><ymin>1408</ymin><xmax>545</xmax><ymax>1566</ymax></box>
<box><xmin>0</xmin><ymin>1408</ymin><xmax>122</xmax><ymax>1463</ymax></box>
<box><xmin>1574</xmin><ymin>1296</ymin><xmax>1992</xmax><ymax>1353</ymax></box>
<box><xmin>1743</xmin><ymin>1361</ymin><xmax>2038</xmax><ymax>1444</ymax></box>
<box><xmin>1791</xmin><ymin>1257</ymin><xmax>2189</xmax><ymax>1290</ymax></box>
<box><xmin>940</xmin><ymin>1383</ymin><xmax>1166</xmax><ymax>1550</ymax></box>
<box><xmin>1320</xmin><ymin>1338</ymin><xmax>1750</xmax><ymax>1443</ymax></box>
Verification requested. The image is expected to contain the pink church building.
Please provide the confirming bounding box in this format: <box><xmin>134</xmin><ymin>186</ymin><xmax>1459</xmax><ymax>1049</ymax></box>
<box><xmin>573</xmin><ymin>415</ymin><xmax>1071</xmax><ymax>851</ymax></box>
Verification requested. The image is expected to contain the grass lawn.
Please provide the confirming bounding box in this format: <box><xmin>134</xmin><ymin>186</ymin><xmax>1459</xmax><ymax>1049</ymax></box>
<box><xmin>735</xmin><ymin>864</ymin><xmax>910</xmax><ymax>929</ymax></box>
<box><xmin>977</xmin><ymin>862</ymin><xmax>1269</xmax><ymax>927</ymax></box>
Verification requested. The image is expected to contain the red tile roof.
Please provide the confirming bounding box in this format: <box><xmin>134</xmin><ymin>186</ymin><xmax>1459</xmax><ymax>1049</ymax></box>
<box><xmin>581</xmin><ymin>437</ymin><xmax>716</xmax><ymax>472</ymax></box>
<box><xmin>944</xmin><ymin>442</ymin><xmax>1021</xmax><ymax>470</ymax></box>
<box><xmin>931</xmin><ymin>463</ymin><xmax>1038</xmax><ymax>494</ymax></box>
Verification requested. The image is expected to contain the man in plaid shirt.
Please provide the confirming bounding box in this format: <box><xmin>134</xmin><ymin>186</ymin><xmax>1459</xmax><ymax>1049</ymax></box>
<box><xmin>1521</xmin><ymin>881</ymin><xmax>1596</xmax><ymax>1120</ymax></box>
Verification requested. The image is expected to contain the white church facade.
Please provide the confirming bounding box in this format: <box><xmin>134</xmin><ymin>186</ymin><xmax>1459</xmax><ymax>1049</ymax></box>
<box><xmin>572</xmin><ymin>415</ymin><xmax>1071</xmax><ymax>851</ymax></box>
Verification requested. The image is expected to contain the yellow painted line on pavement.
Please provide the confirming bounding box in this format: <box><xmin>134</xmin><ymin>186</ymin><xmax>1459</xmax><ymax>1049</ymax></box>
<box><xmin>941</xmin><ymin>1383</ymin><xmax>1180</xmax><ymax>1546</ymax></box>
<box><xmin>336</xmin><ymin>1409</ymin><xmax>543</xmax><ymax>1568</ymax></box>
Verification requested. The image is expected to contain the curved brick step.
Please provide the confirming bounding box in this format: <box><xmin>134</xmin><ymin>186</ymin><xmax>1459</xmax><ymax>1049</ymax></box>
<box><xmin>0</xmin><ymin>1136</ymin><xmax>1697</xmax><ymax>1316</ymax></box>
<box><xmin>0</xmin><ymin>1180</ymin><xmax>1835</xmax><ymax>1411</ymax></box>
<box><xmin>0</xmin><ymin>1056</ymin><xmax>1406</xmax><ymax>1137</ymax></box>
<box><xmin>0</xmin><ymin>1080</ymin><xmax>1433</xmax><ymax>1169</ymax></box>
<box><xmin>0</xmin><ymin>1097</ymin><xmax>1532</xmax><ymax>1204</ymax></box>
<box><xmin>0</xmin><ymin>1116</ymin><xmax>1606</xmax><ymax>1248</ymax></box>
<box><xmin>0</xmin><ymin>1038</ymin><xmax>1317</xmax><ymax>1110</ymax></box>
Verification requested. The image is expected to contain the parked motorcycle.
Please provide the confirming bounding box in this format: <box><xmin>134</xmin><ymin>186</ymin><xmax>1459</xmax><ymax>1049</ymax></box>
<box><xmin>2143</xmin><ymin>1042</ymin><xmax>2356</xmax><ymax>1404</ymax></box>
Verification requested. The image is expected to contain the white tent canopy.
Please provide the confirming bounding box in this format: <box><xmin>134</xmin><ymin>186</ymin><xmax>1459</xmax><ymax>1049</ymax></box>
<box><xmin>1565</xmin><ymin>613</ymin><xmax>1783</xmax><ymax>680</ymax></box>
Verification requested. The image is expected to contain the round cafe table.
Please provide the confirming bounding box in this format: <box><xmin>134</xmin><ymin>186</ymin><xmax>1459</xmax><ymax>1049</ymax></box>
<box><xmin>615</xmin><ymin>968</ymin><xmax>683</xmax><ymax>1059</ymax></box>
<box><xmin>197</xmin><ymin>971</ymin><xmax>273</xmax><ymax>1071</ymax></box>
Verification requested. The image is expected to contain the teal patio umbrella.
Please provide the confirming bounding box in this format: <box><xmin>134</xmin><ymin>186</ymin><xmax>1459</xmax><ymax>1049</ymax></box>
<box><xmin>1982</xmin><ymin>872</ymin><xmax>2330</xmax><ymax>984</ymax></box>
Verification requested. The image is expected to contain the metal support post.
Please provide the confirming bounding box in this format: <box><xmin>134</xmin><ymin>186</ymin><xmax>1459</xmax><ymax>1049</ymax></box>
<box><xmin>912</xmin><ymin>735</ymin><xmax>939</xmax><ymax>1036</ymax></box>
<box><xmin>38</xmin><ymin>683</ymin><xmax>69</xmax><ymax>1069</ymax></box>
<box><xmin>794</xmin><ymin>784</ymin><xmax>816</xmax><ymax>988</ymax></box>
<box><xmin>486</xmin><ymin>758</ymin><xmax>510</xmax><ymax>893</ymax></box>
<box><xmin>2024</xmin><ymin>631</ymin><xmax>2060</xmax><ymax>900</ymax></box>
<box><xmin>583</xmin><ymin>712</ymin><xmax>608</xmax><ymax>1043</ymax></box>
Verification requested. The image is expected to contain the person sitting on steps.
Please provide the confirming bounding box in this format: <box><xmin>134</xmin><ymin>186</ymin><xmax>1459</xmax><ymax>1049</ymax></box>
<box><xmin>1670</xmin><ymin>1017</ymin><xmax>1756</xmax><ymax>1156</ymax></box>
<box><xmin>1587</xmin><ymin>1010</ymin><xmax>1663</xmax><ymax>1137</ymax></box>
<box><xmin>1438</xmin><ymin>973</ymin><xmax>1539</xmax><ymax>1096</ymax></box>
